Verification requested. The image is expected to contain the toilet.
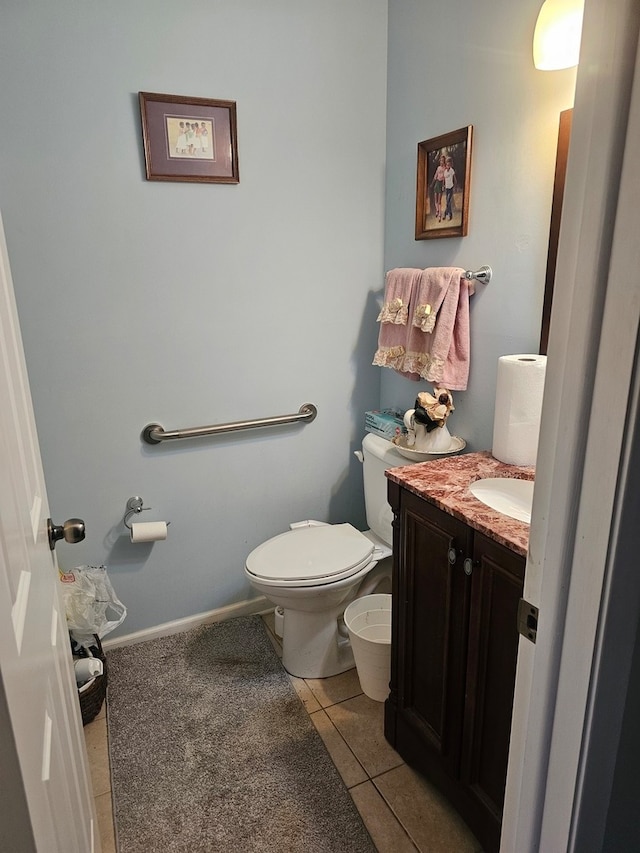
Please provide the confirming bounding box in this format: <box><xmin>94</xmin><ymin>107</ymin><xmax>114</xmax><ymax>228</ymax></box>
<box><xmin>245</xmin><ymin>433</ymin><xmax>412</xmax><ymax>678</ymax></box>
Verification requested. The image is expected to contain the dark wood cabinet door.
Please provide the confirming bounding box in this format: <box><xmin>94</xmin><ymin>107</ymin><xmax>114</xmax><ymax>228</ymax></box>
<box><xmin>462</xmin><ymin>531</ymin><xmax>525</xmax><ymax>827</ymax></box>
<box><xmin>385</xmin><ymin>483</ymin><xmax>527</xmax><ymax>853</ymax></box>
<box><xmin>387</xmin><ymin>487</ymin><xmax>473</xmax><ymax>778</ymax></box>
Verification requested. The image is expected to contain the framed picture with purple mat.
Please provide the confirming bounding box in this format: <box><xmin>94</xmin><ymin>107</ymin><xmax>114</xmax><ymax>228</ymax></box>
<box><xmin>139</xmin><ymin>91</ymin><xmax>239</xmax><ymax>184</ymax></box>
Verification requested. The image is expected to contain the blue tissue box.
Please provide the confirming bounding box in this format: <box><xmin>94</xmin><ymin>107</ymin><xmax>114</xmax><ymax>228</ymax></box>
<box><xmin>365</xmin><ymin>409</ymin><xmax>406</xmax><ymax>441</ymax></box>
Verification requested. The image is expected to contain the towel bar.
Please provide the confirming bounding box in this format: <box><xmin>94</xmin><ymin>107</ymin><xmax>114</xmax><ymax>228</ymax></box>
<box><xmin>142</xmin><ymin>403</ymin><xmax>318</xmax><ymax>444</ymax></box>
<box><xmin>464</xmin><ymin>265</ymin><xmax>492</xmax><ymax>284</ymax></box>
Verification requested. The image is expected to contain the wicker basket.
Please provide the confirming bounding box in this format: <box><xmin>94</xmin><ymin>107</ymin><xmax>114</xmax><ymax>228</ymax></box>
<box><xmin>76</xmin><ymin>635</ymin><xmax>108</xmax><ymax>726</ymax></box>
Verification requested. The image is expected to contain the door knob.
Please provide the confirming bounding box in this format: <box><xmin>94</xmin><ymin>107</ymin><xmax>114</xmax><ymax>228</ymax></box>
<box><xmin>47</xmin><ymin>517</ymin><xmax>86</xmax><ymax>550</ymax></box>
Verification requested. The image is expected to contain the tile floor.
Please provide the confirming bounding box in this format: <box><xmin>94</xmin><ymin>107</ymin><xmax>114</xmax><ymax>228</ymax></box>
<box><xmin>84</xmin><ymin>702</ymin><xmax>116</xmax><ymax>853</ymax></box>
<box><xmin>84</xmin><ymin>614</ymin><xmax>481</xmax><ymax>852</ymax></box>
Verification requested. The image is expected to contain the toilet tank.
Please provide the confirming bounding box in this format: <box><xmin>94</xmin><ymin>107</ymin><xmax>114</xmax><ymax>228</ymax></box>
<box><xmin>362</xmin><ymin>433</ymin><xmax>413</xmax><ymax>545</ymax></box>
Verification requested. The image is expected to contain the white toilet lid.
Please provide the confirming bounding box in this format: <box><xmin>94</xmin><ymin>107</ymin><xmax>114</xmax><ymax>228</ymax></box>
<box><xmin>246</xmin><ymin>523</ymin><xmax>375</xmax><ymax>585</ymax></box>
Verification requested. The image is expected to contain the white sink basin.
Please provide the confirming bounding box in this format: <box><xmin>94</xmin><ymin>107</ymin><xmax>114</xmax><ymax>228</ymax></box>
<box><xmin>469</xmin><ymin>478</ymin><xmax>534</xmax><ymax>524</ymax></box>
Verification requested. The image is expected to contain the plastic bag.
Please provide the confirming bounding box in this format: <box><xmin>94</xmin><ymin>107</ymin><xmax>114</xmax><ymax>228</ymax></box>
<box><xmin>60</xmin><ymin>565</ymin><xmax>126</xmax><ymax>648</ymax></box>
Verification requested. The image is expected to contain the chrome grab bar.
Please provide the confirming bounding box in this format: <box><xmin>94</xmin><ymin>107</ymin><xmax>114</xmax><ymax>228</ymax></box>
<box><xmin>142</xmin><ymin>403</ymin><xmax>318</xmax><ymax>445</ymax></box>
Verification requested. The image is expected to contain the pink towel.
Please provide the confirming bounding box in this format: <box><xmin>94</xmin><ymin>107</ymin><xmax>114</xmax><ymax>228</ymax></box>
<box><xmin>410</xmin><ymin>266</ymin><xmax>463</xmax><ymax>334</ymax></box>
<box><xmin>372</xmin><ymin>268</ymin><xmax>422</xmax><ymax>378</ymax></box>
<box><xmin>440</xmin><ymin>275</ymin><xmax>475</xmax><ymax>390</ymax></box>
<box><xmin>408</xmin><ymin>267</ymin><xmax>473</xmax><ymax>390</ymax></box>
<box><xmin>373</xmin><ymin>266</ymin><xmax>474</xmax><ymax>390</ymax></box>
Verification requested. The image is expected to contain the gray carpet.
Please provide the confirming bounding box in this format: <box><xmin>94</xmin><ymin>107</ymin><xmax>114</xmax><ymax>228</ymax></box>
<box><xmin>107</xmin><ymin>616</ymin><xmax>375</xmax><ymax>852</ymax></box>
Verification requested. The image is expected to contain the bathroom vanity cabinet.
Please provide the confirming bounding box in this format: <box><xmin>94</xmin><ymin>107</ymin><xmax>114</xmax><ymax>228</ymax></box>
<box><xmin>384</xmin><ymin>479</ymin><xmax>525</xmax><ymax>853</ymax></box>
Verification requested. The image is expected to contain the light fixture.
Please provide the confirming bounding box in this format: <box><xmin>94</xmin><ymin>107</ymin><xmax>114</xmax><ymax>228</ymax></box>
<box><xmin>533</xmin><ymin>0</ymin><xmax>584</xmax><ymax>70</ymax></box>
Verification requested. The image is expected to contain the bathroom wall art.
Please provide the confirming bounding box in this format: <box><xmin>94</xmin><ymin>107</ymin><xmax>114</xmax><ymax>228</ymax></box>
<box><xmin>139</xmin><ymin>91</ymin><xmax>239</xmax><ymax>184</ymax></box>
<box><xmin>415</xmin><ymin>125</ymin><xmax>472</xmax><ymax>240</ymax></box>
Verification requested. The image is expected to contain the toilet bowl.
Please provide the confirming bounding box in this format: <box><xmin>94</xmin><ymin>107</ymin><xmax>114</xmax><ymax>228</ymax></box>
<box><xmin>246</xmin><ymin>522</ymin><xmax>391</xmax><ymax>678</ymax></box>
<box><xmin>245</xmin><ymin>433</ymin><xmax>413</xmax><ymax>679</ymax></box>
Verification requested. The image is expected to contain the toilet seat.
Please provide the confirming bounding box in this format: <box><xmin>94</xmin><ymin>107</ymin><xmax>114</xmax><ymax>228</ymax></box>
<box><xmin>245</xmin><ymin>523</ymin><xmax>375</xmax><ymax>588</ymax></box>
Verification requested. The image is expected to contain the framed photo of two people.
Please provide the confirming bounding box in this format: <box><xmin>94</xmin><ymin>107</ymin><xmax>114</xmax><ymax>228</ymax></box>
<box><xmin>415</xmin><ymin>125</ymin><xmax>472</xmax><ymax>240</ymax></box>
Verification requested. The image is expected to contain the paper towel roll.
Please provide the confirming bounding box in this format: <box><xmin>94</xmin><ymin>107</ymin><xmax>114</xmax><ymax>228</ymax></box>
<box><xmin>492</xmin><ymin>354</ymin><xmax>547</xmax><ymax>466</ymax></box>
<box><xmin>130</xmin><ymin>521</ymin><xmax>168</xmax><ymax>543</ymax></box>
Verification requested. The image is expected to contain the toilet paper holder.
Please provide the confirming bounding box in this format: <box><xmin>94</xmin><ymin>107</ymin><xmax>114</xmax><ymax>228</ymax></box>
<box><xmin>123</xmin><ymin>496</ymin><xmax>170</xmax><ymax>530</ymax></box>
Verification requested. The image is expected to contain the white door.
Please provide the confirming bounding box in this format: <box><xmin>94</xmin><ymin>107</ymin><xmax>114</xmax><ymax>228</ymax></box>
<box><xmin>0</xmin><ymin>212</ymin><xmax>97</xmax><ymax>852</ymax></box>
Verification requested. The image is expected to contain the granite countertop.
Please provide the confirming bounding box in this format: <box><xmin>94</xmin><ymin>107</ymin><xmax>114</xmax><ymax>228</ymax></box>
<box><xmin>386</xmin><ymin>450</ymin><xmax>534</xmax><ymax>557</ymax></box>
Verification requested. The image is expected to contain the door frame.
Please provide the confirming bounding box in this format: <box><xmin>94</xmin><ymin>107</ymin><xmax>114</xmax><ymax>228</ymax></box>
<box><xmin>502</xmin><ymin>0</ymin><xmax>640</xmax><ymax>849</ymax></box>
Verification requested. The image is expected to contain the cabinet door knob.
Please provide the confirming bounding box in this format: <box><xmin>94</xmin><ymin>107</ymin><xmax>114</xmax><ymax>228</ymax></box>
<box><xmin>463</xmin><ymin>557</ymin><xmax>474</xmax><ymax>576</ymax></box>
<box><xmin>448</xmin><ymin>547</ymin><xmax>457</xmax><ymax>565</ymax></box>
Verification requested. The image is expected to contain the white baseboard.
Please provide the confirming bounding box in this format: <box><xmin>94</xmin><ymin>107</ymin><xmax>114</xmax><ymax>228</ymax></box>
<box><xmin>102</xmin><ymin>596</ymin><xmax>270</xmax><ymax>650</ymax></box>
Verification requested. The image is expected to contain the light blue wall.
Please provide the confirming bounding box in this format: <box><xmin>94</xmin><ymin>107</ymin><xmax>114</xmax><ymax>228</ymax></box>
<box><xmin>382</xmin><ymin>0</ymin><xmax>576</xmax><ymax>449</ymax></box>
<box><xmin>0</xmin><ymin>1</ymin><xmax>388</xmax><ymax>635</ymax></box>
<box><xmin>0</xmin><ymin>0</ymin><xmax>576</xmax><ymax>638</ymax></box>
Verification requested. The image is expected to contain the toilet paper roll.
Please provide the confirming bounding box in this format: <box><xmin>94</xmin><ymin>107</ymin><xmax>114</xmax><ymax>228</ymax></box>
<box><xmin>492</xmin><ymin>354</ymin><xmax>547</xmax><ymax>466</ymax></box>
<box><xmin>130</xmin><ymin>521</ymin><xmax>168</xmax><ymax>543</ymax></box>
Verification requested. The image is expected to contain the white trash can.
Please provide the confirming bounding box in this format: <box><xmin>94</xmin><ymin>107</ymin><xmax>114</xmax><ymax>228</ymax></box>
<box><xmin>344</xmin><ymin>594</ymin><xmax>392</xmax><ymax>702</ymax></box>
